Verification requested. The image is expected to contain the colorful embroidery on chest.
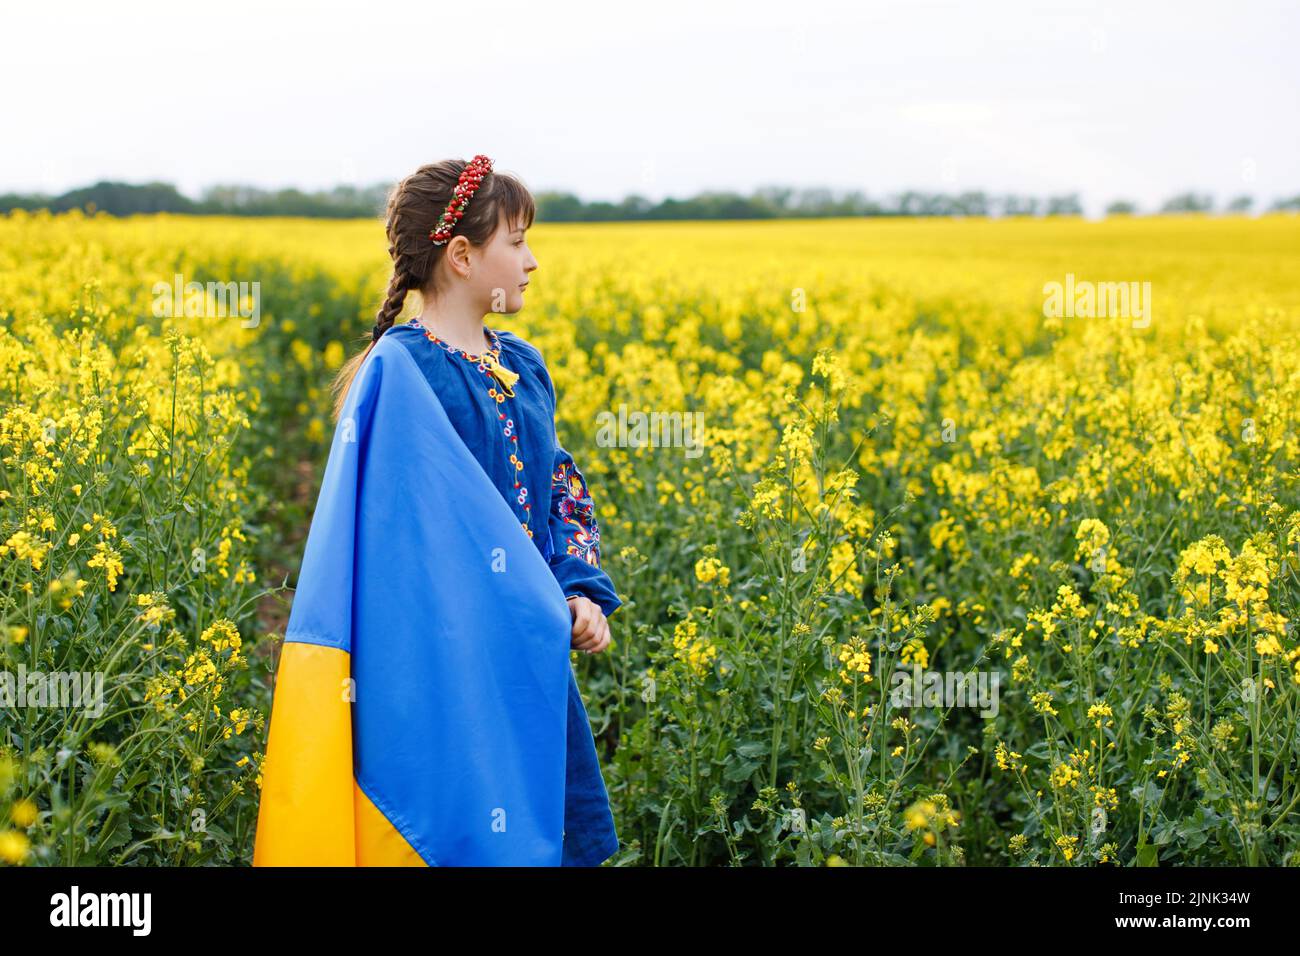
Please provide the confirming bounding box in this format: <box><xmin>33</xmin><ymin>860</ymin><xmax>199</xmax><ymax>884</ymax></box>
<box><xmin>409</xmin><ymin>319</ymin><xmax>533</xmax><ymax>538</ymax></box>
<box><xmin>553</xmin><ymin>460</ymin><xmax>601</xmax><ymax>566</ymax></box>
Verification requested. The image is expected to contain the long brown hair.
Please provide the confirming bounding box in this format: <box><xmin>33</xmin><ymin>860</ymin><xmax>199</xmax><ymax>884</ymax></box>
<box><xmin>329</xmin><ymin>159</ymin><xmax>536</xmax><ymax>422</ymax></box>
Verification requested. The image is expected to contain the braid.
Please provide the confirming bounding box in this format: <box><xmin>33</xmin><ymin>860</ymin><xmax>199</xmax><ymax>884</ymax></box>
<box><xmin>372</xmin><ymin>269</ymin><xmax>408</xmax><ymax>342</ymax></box>
<box><xmin>370</xmin><ymin>197</ymin><xmax>422</xmax><ymax>343</ymax></box>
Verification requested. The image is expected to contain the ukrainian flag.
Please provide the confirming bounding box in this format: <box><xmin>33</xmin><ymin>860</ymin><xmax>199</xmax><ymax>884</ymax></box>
<box><xmin>253</xmin><ymin>333</ymin><xmax>576</xmax><ymax>865</ymax></box>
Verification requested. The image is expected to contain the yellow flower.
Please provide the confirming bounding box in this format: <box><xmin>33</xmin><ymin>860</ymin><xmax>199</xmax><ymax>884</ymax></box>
<box><xmin>1052</xmin><ymin>584</ymin><xmax>1089</xmax><ymax>620</ymax></box>
<box><xmin>835</xmin><ymin>635</ymin><xmax>873</xmax><ymax>685</ymax></box>
<box><xmin>1220</xmin><ymin>539</ymin><xmax>1272</xmax><ymax>609</ymax></box>
<box><xmin>811</xmin><ymin>348</ymin><xmax>847</xmax><ymax>392</ymax></box>
<box><xmin>1031</xmin><ymin>691</ymin><xmax>1058</xmax><ymax>716</ymax></box>
<box><xmin>994</xmin><ymin>741</ymin><xmax>1026</xmax><ymax>773</ymax></box>
<box><xmin>1087</xmin><ymin>701</ymin><xmax>1113</xmax><ymax>724</ymax></box>
<box><xmin>290</xmin><ymin>339</ymin><xmax>314</xmax><ymax>369</ymax></box>
<box><xmin>1</xmin><ymin>530</ymin><xmax>52</xmax><ymax>571</ymax></box>
<box><xmin>1091</xmin><ymin>786</ymin><xmax>1118</xmax><ymax>810</ymax></box>
<box><xmin>134</xmin><ymin>591</ymin><xmax>176</xmax><ymax>629</ymax></box>
<box><xmin>671</xmin><ymin>618</ymin><xmax>717</xmax><ymax>677</ymax></box>
<box><xmin>323</xmin><ymin>341</ymin><xmax>345</xmax><ymax>369</ymax></box>
<box><xmin>0</xmin><ymin>830</ymin><xmax>30</xmax><ymax>864</ymax></box>
<box><xmin>9</xmin><ymin>799</ymin><xmax>38</xmax><ymax>828</ymax></box>
<box><xmin>1055</xmin><ymin>834</ymin><xmax>1079</xmax><ymax>862</ymax></box>
<box><xmin>904</xmin><ymin>799</ymin><xmax>937</xmax><ymax>831</ymax></box>
<box><xmin>694</xmin><ymin>556</ymin><xmax>731</xmax><ymax>588</ymax></box>
<box><xmin>1074</xmin><ymin>518</ymin><xmax>1110</xmax><ymax>563</ymax></box>
<box><xmin>899</xmin><ymin>637</ymin><xmax>929</xmax><ymax>669</ymax></box>
<box><xmin>1050</xmin><ymin>762</ymin><xmax>1081</xmax><ymax>788</ymax></box>
<box><xmin>87</xmin><ymin>541</ymin><xmax>124</xmax><ymax>591</ymax></box>
<box><xmin>1174</xmin><ymin>535</ymin><xmax>1232</xmax><ymax>606</ymax></box>
<box><xmin>1255</xmin><ymin>635</ymin><xmax>1283</xmax><ymax>657</ymax></box>
<box><xmin>1009</xmin><ymin>552</ymin><xmax>1039</xmax><ymax>578</ymax></box>
<box><xmin>776</xmin><ymin>418</ymin><xmax>814</xmax><ymax>467</ymax></box>
<box><xmin>202</xmin><ymin>619</ymin><xmax>242</xmax><ymax>655</ymax></box>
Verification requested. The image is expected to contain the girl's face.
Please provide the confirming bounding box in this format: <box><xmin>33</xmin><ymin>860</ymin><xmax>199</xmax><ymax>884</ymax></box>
<box><xmin>475</xmin><ymin>211</ymin><xmax>538</xmax><ymax>315</ymax></box>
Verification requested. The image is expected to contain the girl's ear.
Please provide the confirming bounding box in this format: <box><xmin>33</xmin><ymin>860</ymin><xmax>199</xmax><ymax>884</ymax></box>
<box><xmin>445</xmin><ymin>235</ymin><xmax>473</xmax><ymax>277</ymax></box>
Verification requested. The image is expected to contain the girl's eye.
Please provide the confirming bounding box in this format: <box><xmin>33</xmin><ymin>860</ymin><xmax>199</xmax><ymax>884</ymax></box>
<box><xmin>514</xmin><ymin>240</ymin><xmax>524</xmax><ymax>247</ymax></box>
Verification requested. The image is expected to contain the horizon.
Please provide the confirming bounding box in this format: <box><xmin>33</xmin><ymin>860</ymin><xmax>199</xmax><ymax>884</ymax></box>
<box><xmin>5</xmin><ymin>177</ymin><xmax>1291</xmax><ymax>221</ymax></box>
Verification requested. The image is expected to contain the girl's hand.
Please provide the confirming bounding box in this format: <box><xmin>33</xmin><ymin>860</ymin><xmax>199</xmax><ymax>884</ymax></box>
<box><xmin>566</xmin><ymin>595</ymin><xmax>610</xmax><ymax>654</ymax></box>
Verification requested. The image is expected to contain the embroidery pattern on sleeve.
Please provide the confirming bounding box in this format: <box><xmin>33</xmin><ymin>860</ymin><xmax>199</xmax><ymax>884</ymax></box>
<box><xmin>552</xmin><ymin>460</ymin><xmax>602</xmax><ymax>567</ymax></box>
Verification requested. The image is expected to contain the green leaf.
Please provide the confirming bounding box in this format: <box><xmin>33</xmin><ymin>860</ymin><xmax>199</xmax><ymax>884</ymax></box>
<box><xmin>724</xmin><ymin>758</ymin><xmax>760</xmax><ymax>782</ymax></box>
<box><xmin>96</xmin><ymin>812</ymin><xmax>132</xmax><ymax>854</ymax></box>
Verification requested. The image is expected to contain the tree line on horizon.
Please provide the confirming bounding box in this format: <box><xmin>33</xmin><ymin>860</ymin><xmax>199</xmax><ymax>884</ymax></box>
<box><xmin>2</xmin><ymin>180</ymin><xmax>1298</xmax><ymax>220</ymax></box>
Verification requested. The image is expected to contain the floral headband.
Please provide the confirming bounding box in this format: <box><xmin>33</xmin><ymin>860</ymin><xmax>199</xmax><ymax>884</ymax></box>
<box><xmin>430</xmin><ymin>154</ymin><xmax>493</xmax><ymax>245</ymax></box>
<box><xmin>370</xmin><ymin>155</ymin><xmax>495</xmax><ymax>344</ymax></box>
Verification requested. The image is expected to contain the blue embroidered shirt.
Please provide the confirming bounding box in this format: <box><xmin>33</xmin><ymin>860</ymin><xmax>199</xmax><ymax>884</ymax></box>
<box><xmin>388</xmin><ymin>317</ymin><xmax>621</xmax><ymax>866</ymax></box>
<box><xmin>392</xmin><ymin>317</ymin><xmax>621</xmax><ymax>618</ymax></box>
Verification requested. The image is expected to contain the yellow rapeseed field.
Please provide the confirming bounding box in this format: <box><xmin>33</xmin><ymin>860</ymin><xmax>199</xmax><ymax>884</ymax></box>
<box><xmin>1</xmin><ymin>208</ymin><xmax>1298</xmax><ymax>865</ymax></box>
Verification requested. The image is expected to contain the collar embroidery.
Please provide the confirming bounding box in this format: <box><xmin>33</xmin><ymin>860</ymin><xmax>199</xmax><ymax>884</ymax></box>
<box><xmin>407</xmin><ymin>317</ymin><xmax>533</xmax><ymax>538</ymax></box>
<box><xmin>406</xmin><ymin>318</ymin><xmax>520</xmax><ymax>396</ymax></box>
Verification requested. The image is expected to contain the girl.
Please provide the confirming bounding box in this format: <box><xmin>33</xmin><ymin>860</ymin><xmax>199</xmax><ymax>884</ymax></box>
<box><xmin>253</xmin><ymin>156</ymin><xmax>622</xmax><ymax>867</ymax></box>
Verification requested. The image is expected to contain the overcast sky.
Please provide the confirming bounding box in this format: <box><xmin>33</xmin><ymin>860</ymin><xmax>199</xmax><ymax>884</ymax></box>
<box><xmin>4</xmin><ymin>0</ymin><xmax>1297</xmax><ymax>215</ymax></box>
